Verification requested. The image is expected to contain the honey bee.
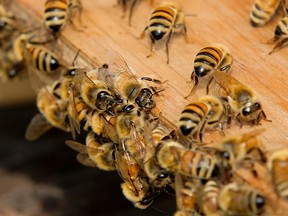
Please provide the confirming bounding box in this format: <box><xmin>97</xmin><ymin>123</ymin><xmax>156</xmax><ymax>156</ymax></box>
<box><xmin>200</xmin><ymin>180</ymin><xmax>220</xmax><ymax>216</ymax></box>
<box><xmin>143</xmin><ymin>125</ymin><xmax>177</xmax><ymax>188</ymax></box>
<box><xmin>156</xmin><ymin>140</ymin><xmax>219</xmax><ymax>180</ymax></box>
<box><xmin>218</xmin><ymin>182</ymin><xmax>266</xmax><ymax>215</ymax></box>
<box><xmin>139</xmin><ymin>2</ymin><xmax>188</xmax><ymax>64</ymax></box>
<box><xmin>213</xmin><ymin>70</ymin><xmax>270</xmax><ymax>126</ymax></box>
<box><xmin>268</xmin><ymin>15</ymin><xmax>288</xmax><ymax>54</ymax></box>
<box><xmin>215</xmin><ymin>129</ymin><xmax>267</xmax><ymax>177</ymax></box>
<box><xmin>178</xmin><ymin>101</ymin><xmax>209</xmax><ymax>142</ymax></box>
<box><xmin>65</xmin><ymin>131</ymin><xmax>117</xmax><ymax>171</ymax></box>
<box><xmin>0</xmin><ymin>4</ymin><xmax>17</xmax><ymax>41</ymax></box>
<box><xmin>174</xmin><ymin>173</ymin><xmax>202</xmax><ymax>216</ymax></box>
<box><xmin>98</xmin><ymin>51</ymin><xmax>162</xmax><ymax>112</ymax></box>
<box><xmin>249</xmin><ymin>0</ymin><xmax>281</xmax><ymax>27</ymax></box>
<box><xmin>185</xmin><ymin>44</ymin><xmax>233</xmax><ymax>98</ymax></box>
<box><xmin>25</xmin><ymin>85</ymin><xmax>70</xmax><ymax>141</ymax></box>
<box><xmin>72</xmin><ymin>67</ymin><xmax>122</xmax><ymax>115</ymax></box>
<box><xmin>44</xmin><ymin>0</ymin><xmax>82</xmax><ymax>36</ymax></box>
<box><xmin>267</xmin><ymin>150</ymin><xmax>288</xmax><ymax>199</ymax></box>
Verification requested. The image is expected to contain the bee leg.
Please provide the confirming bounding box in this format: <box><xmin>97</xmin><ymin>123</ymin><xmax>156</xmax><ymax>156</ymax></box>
<box><xmin>165</xmin><ymin>31</ymin><xmax>173</xmax><ymax>64</ymax></box>
<box><xmin>246</xmin><ymin>147</ymin><xmax>267</xmax><ymax>163</ymax></box>
<box><xmin>138</xmin><ymin>26</ymin><xmax>148</xmax><ymax>39</ymax></box>
<box><xmin>141</xmin><ymin>76</ymin><xmax>166</xmax><ymax>84</ymax></box>
<box><xmin>236</xmin><ymin>114</ymin><xmax>243</xmax><ymax>128</ymax></box>
<box><xmin>261</xmin><ymin>110</ymin><xmax>272</xmax><ymax>123</ymax></box>
<box><xmin>205</xmin><ymin>76</ymin><xmax>214</xmax><ymax>94</ymax></box>
<box><xmin>184</xmin><ymin>76</ymin><xmax>198</xmax><ymax>99</ymax></box>
<box><xmin>147</xmin><ymin>37</ymin><xmax>156</xmax><ymax>59</ymax></box>
<box><xmin>269</xmin><ymin>37</ymin><xmax>288</xmax><ymax>55</ymax></box>
<box><xmin>243</xmin><ymin>157</ymin><xmax>258</xmax><ymax>178</ymax></box>
<box><xmin>128</xmin><ymin>0</ymin><xmax>137</xmax><ymax>26</ymax></box>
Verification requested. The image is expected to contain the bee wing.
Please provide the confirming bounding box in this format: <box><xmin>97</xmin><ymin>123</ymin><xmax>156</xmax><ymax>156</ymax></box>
<box><xmin>72</xmin><ymin>67</ymin><xmax>94</xmax><ymax>93</ymax></box>
<box><xmin>101</xmin><ymin>114</ymin><xmax>119</xmax><ymax>144</ymax></box>
<box><xmin>76</xmin><ymin>153</ymin><xmax>98</xmax><ymax>167</ymax></box>
<box><xmin>65</xmin><ymin>139</ymin><xmax>89</xmax><ymax>153</ymax></box>
<box><xmin>240</xmin><ymin>128</ymin><xmax>266</xmax><ymax>143</ymax></box>
<box><xmin>67</xmin><ymin>83</ymin><xmax>81</xmax><ymax>139</ymax></box>
<box><xmin>25</xmin><ymin>113</ymin><xmax>53</xmax><ymax>141</ymax></box>
<box><xmin>213</xmin><ymin>70</ymin><xmax>251</xmax><ymax>100</ymax></box>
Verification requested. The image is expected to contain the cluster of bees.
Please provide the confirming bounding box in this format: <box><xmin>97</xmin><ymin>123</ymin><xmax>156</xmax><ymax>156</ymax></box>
<box><xmin>1</xmin><ymin>0</ymin><xmax>288</xmax><ymax>215</ymax></box>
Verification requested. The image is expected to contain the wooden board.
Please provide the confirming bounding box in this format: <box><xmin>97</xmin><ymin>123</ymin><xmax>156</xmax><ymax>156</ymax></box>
<box><xmin>7</xmin><ymin>0</ymin><xmax>288</xmax><ymax>214</ymax></box>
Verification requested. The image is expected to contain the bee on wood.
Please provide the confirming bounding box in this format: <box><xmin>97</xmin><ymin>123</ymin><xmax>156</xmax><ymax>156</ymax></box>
<box><xmin>44</xmin><ymin>0</ymin><xmax>82</xmax><ymax>36</ymax></box>
<box><xmin>267</xmin><ymin>150</ymin><xmax>288</xmax><ymax>200</ymax></box>
<box><xmin>219</xmin><ymin>183</ymin><xmax>266</xmax><ymax>215</ymax></box>
<box><xmin>249</xmin><ymin>0</ymin><xmax>281</xmax><ymax>27</ymax></box>
<box><xmin>65</xmin><ymin>131</ymin><xmax>117</xmax><ymax>171</ymax></box>
<box><xmin>268</xmin><ymin>15</ymin><xmax>288</xmax><ymax>54</ymax></box>
<box><xmin>139</xmin><ymin>2</ymin><xmax>188</xmax><ymax>64</ymax></box>
<box><xmin>185</xmin><ymin>44</ymin><xmax>233</xmax><ymax>98</ymax></box>
<box><xmin>213</xmin><ymin>70</ymin><xmax>271</xmax><ymax>126</ymax></box>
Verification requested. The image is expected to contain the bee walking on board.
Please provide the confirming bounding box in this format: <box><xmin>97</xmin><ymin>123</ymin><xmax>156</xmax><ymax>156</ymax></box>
<box><xmin>267</xmin><ymin>150</ymin><xmax>288</xmax><ymax>200</ymax></box>
<box><xmin>268</xmin><ymin>14</ymin><xmax>288</xmax><ymax>54</ymax></box>
<box><xmin>249</xmin><ymin>0</ymin><xmax>282</xmax><ymax>27</ymax></box>
<box><xmin>139</xmin><ymin>2</ymin><xmax>188</xmax><ymax>64</ymax></box>
<box><xmin>44</xmin><ymin>0</ymin><xmax>82</xmax><ymax>36</ymax></box>
<box><xmin>213</xmin><ymin>70</ymin><xmax>271</xmax><ymax>126</ymax></box>
<box><xmin>185</xmin><ymin>44</ymin><xmax>233</xmax><ymax>98</ymax></box>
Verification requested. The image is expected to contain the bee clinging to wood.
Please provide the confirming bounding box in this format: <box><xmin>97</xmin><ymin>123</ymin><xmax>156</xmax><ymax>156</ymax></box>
<box><xmin>139</xmin><ymin>2</ymin><xmax>188</xmax><ymax>64</ymax></box>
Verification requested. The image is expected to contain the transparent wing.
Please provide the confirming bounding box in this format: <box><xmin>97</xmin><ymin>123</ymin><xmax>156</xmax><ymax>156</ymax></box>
<box><xmin>76</xmin><ymin>153</ymin><xmax>98</xmax><ymax>167</ymax></box>
<box><xmin>25</xmin><ymin>113</ymin><xmax>53</xmax><ymax>141</ymax></box>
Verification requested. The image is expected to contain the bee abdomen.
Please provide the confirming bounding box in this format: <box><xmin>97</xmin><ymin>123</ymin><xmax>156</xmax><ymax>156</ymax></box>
<box><xmin>275</xmin><ymin>17</ymin><xmax>288</xmax><ymax>37</ymax></box>
<box><xmin>44</xmin><ymin>0</ymin><xmax>67</xmax><ymax>33</ymax></box>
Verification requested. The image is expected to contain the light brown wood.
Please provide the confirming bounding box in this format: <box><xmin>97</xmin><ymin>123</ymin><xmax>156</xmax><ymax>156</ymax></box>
<box><xmin>7</xmin><ymin>0</ymin><xmax>288</xmax><ymax>214</ymax></box>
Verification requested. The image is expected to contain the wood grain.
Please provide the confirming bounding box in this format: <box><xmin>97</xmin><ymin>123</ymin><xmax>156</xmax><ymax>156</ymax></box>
<box><xmin>8</xmin><ymin>0</ymin><xmax>288</xmax><ymax>214</ymax></box>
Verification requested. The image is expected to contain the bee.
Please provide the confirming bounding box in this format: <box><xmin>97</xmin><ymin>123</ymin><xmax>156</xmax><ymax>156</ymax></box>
<box><xmin>65</xmin><ymin>131</ymin><xmax>117</xmax><ymax>171</ymax></box>
<box><xmin>218</xmin><ymin>182</ymin><xmax>266</xmax><ymax>215</ymax></box>
<box><xmin>267</xmin><ymin>150</ymin><xmax>288</xmax><ymax>199</ymax></box>
<box><xmin>44</xmin><ymin>0</ymin><xmax>82</xmax><ymax>36</ymax></box>
<box><xmin>215</xmin><ymin>129</ymin><xmax>267</xmax><ymax>177</ymax></box>
<box><xmin>0</xmin><ymin>4</ymin><xmax>17</xmax><ymax>41</ymax></box>
<box><xmin>139</xmin><ymin>2</ymin><xmax>188</xmax><ymax>64</ymax></box>
<box><xmin>249</xmin><ymin>0</ymin><xmax>281</xmax><ymax>27</ymax></box>
<box><xmin>98</xmin><ymin>51</ymin><xmax>162</xmax><ymax>112</ymax></box>
<box><xmin>143</xmin><ymin>125</ymin><xmax>177</xmax><ymax>188</ymax></box>
<box><xmin>72</xmin><ymin>67</ymin><xmax>122</xmax><ymax>115</ymax></box>
<box><xmin>185</xmin><ymin>44</ymin><xmax>233</xmax><ymax>98</ymax></box>
<box><xmin>200</xmin><ymin>180</ymin><xmax>220</xmax><ymax>216</ymax></box>
<box><xmin>268</xmin><ymin>15</ymin><xmax>288</xmax><ymax>54</ymax></box>
<box><xmin>213</xmin><ymin>70</ymin><xmax>270</xmax><ymax>126</ymax></box>
<box><xmin>174</xmin><ymin>173</ymin><xmax>202</xmax><ymax>216</ymax></box>
<box><xmin>156</xmin><ymin>140</ymin><xmax>219</xmax><ymax>180</ymax></box>
<box><xmin>178</xmin><ymin>101</ymin><xmax>209</xmax><ymax>142</ymax></box>
<box><xmin>25</xmin><ymin>85</ymin><xmax>70</xmax><ymax>141</ymax></box>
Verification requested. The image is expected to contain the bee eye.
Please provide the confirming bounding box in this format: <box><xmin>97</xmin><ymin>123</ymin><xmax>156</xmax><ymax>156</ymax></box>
<box><xmin>255</xmin><ymin>194</ymin><xmax>265</xmax><ymax>209</ymax></box>
<box><xmin>221</xmin><ymin>151</ymin><xmax>230</xmax><ymax>160</ymax></box>
<box><xmin>254</xmin><ymin>102</ymin><xmax>261</xmax><ymax>109</ymax></box>
<box><xmin>0</xmin><ymin>21</ymin><xmax>7</xmax><ymax>29</ymax></box>
<box><xmin>242</xmin><ymin>107</ymin><xmax>251</xmax><ymax>116</ymax></box>
<box><xmin>158</xmin><ymin>172</ymin><xmax>168</xmax><ymax>179</ymax></box>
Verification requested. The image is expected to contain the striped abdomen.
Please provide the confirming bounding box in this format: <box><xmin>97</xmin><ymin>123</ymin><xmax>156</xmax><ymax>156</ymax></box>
<box><xmin>148</xmin><ymin>5</ymin><xmax>176</xmax><ymax>40</ymax></box>
<box><xmin>179</xmin><ymin>102</ymin><xmax>209</xmax><ymax>136</ymax></box>
<box><xmin>249</xmin><ymin>0</ymin><xmax>280</xmax><ymax>27</ymax></box>
<box><xmin>194</xmin><ymin>46</ymin><xmax>225</xmax><ymax>78</ymax></box>
<box><xmin>271</xmin><ymin>160</ymin><xmax>288</xmax><ymax>199</ymax></box>
<box><xmin>44</xmin><ymin>0</ymin><xmax>68</xmax><ymax>33</ymax></box>
<box><xmin>180</xmin><ymin>150</ymin><xmax>217</xmax><ymax>179</ymax></box>
<box><xmin>27</xmin><ymin>46</ymin><xmax>60</xmax><ymax>73</ymax></box>
<box><xmin>202</xmin><ymin>180</ymin><xmax>219</xmax><ymax>215</ymax></box>
<box><xmin>274</xmin><ymin>16</ymin><xmax>288</xmax><ymax>38</ymax></box>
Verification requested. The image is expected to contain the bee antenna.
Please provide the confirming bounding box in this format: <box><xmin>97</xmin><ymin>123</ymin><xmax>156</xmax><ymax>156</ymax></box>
<box><xmin>71</xmin><ymin>49</ymin><xmax>81</xmax><ymax>66</ymax></box>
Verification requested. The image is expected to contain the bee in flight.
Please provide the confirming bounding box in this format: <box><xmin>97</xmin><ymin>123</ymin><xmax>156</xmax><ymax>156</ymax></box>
<box><xmin>185</xmin><ymin>44</ymin><xmax>233</xmax><ymax>98</ymax></box>
<box><xmin>139</xmin><ymin>2</ymin><xmax>188</xmax><ymax>64</ymax></box>
<box><xmin>44</xmin><ymin>0</ymin><xmax>82</xmax><ymax>36</ymax></box>
<box><xmin>213</xmin><ymin>70</ymin><xmax>271</xmax><ymax>126</ymax></box>
<box><xmin>249</xmin><ymin>0</ymin><xmax>282</xmax><ymax>27</ymax></box>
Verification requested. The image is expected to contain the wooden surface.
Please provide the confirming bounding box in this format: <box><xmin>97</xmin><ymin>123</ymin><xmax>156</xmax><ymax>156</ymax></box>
<box><xmin>10</xmin><ymin>0</ymin><xmax>288</xmax><ymax>151</ymax></box>
<box><xmin>5</xmin><ymin>0</ymin><xmax>288</xmax><ymax>215</ymax></box>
